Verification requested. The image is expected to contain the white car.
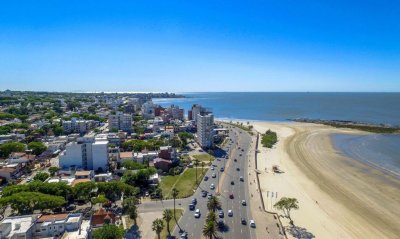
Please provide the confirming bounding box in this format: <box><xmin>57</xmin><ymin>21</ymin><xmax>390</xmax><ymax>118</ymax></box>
<box><xmin>210</xmin><ymin>183</ymin><xmax>215</xmax><ymax>190</ymax></box>
<box><xmin>211</xmin><ymin>166</ymin><xmax>215</xmax><ymax>170</ymax></box>
<box><xmin>228</xmin><ymin>210</ymin><xmax>233</xmax><ymax>217</ymax></box>
<box><xmin>194</xmin><ymin>209</ymin><xmax>201</xmax><ymax>218</ymax></box>
<box><xmin>250</xmin><ymin>220</ymin><xmax>256</xmax><ymax>228</ymax></box>
<box><xmin>212</xmin><ymin>173</ymin><xmax>216</xmax><ymax>178</ymax></box>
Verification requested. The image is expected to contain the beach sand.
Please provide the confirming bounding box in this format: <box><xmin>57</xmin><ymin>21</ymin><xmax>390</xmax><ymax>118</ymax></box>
<box><xmin>251</xmin><ymin>121</ymin><xmax>400</xmax><ymax>239</ymax></box>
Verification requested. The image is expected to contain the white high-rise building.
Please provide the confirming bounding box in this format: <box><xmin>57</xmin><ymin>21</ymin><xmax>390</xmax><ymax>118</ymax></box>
<box><xmin>142</xmin><ymin>101</ymin><xmax>156</xmax><ymax>119</ymax></box>
<box><xmin>59</xmin><ymin>137</ymin><xmax>108</xmax><ymax>171</ymax></box>
<box><xmin>196</xmin><ymin>113</ymin><xmax>214</xmax><ymax>148</ymax></box>
<box><xmin>108</xmin><ymin>112</ymin><xmax>132</xmax><ymax>133</ymax></box>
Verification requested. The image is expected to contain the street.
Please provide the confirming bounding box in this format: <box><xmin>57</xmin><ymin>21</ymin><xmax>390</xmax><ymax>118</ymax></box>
<box><xmin>172</xmin><ymin>126</ymin><xmax>254</xmax><ymax>239</ymax></box>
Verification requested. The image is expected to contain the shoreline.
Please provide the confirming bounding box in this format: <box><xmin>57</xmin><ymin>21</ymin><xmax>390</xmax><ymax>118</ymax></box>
<box><xmin>249</xmin><ymin>121</ymin><xmax>400</xmax><ymax>239</ymax></box>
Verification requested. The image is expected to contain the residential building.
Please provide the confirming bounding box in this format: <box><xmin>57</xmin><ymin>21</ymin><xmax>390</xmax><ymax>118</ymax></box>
<box><xmin>162</xmin><ymin>105</ymin><xmax>184</xmax><ymax>122</ymax></box>
<box><xmin>62</xmin><ymin>118</ymin><xmax>97</xmax><ymax>134</ymax></box>
<box><xmin>190</xmin><ymin>104</ymin><xmax>209</xmax><ymax>123</ymax></box>
<box><xmin>153</xmin><ymin>158</ymin><xmax>172</xmax><ymax>172</ymax></box>
<box><xmin>108</xmin><ymin>112</ymin><xmax>132</xmax><ymax>133</ymax></box>
<box><xmin>0</xmin><ymin>215</ymin><xmax>36</xmax><ymax>239</ymax></box>
<box><xmin>59</xmin><ymin>137</ymin><xmax>108</xmax><ymax>171</ymax></box>
<box><xmin>141</xmin><ymin>101</ymin><xmax>156</xmax><ymax>119</ymax></box>
<box><xmin>91</xmin><ymin>209</ymin><xmax>117</xmax><ymax>228</ymax></box>
<box><xmin>196</xmin><ymin>113</ymin><xmax>214</xmax><ymax>148</ymax></box>
<box><xmin>33</xmin><ymin>214</ymin><xmax>82</xmax><ymax>238</ymax></box>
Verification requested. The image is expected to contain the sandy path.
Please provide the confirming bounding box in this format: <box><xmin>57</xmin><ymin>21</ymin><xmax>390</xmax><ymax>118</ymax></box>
<box><xmin>252</xmin><ymin>121</ymin><xmax>400</xmax><ymax>239</ymax></box>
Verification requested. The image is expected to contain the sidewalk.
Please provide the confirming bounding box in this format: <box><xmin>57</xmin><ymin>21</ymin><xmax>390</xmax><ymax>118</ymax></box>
<box><xmin>247</xmin><ymin>132</ymin><xmax>286</xmax><ymax>239</ymax></box>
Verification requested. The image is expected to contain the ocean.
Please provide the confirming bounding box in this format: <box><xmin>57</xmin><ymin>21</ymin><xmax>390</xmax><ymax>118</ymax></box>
<box><xmin>153</xmin><ymin>92</ymin><xmax>400</xmax><ymax>125</ymax></box>
<box><xmin>154</xmin><ymin>92</ymin><xmax>400</xmax><ymax>177</ymax></box>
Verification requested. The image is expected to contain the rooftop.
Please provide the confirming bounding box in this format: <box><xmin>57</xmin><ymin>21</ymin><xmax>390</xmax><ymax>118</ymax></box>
<box><xmin>0</xmin><ymin>215</ymin><xmax>36</xmax><ymax>237</ymax></box>
<box><xmin>37</xmin><ymin>213</ymin><xmax>69</xmax><ymax>223</ymax></box>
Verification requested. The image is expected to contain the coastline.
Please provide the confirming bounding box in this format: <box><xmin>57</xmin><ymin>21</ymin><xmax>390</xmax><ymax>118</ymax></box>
<box><xmin>250</xmin><ymin>121</ymin><xmax>400</xmax><ymax>239</ymax></box>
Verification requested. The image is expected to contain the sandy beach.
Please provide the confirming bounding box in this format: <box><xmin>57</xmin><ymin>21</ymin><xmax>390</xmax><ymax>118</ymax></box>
<box><xmin>251</xmin><ymin>121</ymin><xmax>400</xmax><ymax>239</ymax></box>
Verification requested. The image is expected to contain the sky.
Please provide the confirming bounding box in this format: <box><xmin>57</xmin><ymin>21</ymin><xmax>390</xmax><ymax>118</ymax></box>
<box><xmin>0</xmin><ymin>0</ymin><xmax>399</xmax><ymax>92</ymax></box>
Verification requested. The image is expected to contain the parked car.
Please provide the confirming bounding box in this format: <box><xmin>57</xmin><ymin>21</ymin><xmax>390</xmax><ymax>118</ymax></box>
<box><xmin>210</xmin><ymin>183</ymin><xmax>215</xmax><ymax>190</ymax></box>
<box><xmin>208</xmin><ymin>193</ymin><xmax>213</xmax><ymax>199</ymax></box>
<box><xmin>189</xmin><ymin>203</ymin><xmax>195</xmax><ymax>210</ymax></box>
<box><xmin>202</xmin><ymin>190</ymin><xmax>208</xmax><ymax>197</ymax></box>
<box><xmin>240</xmin><ymin>176</ymin><xmax>244</xmax><ymax>181</ymax></box>
<box><xmin>180</xmin><ymin>232</ymin><xmax>188</xmax><ymax>239</ymax></box>
<box><xmin>204</xmin><ymin>176</ymin><xmax>209</xmax><ymax>181</ymax></box>
<box><xmin>220</xmin><ymin>167</ymin><xmax>224</xmax><ymax>172</ymax></box>
<box><xmin>212</xmin><ymin>173</ymin><xmax>216</xmax><ymax>178</ymax></box>
<box><xmin>194</xmin><ymin>209</ymin><xmax>201</xmax><ymax>218</ymax></box>
<box><xmin>218</xmin><ymin>219</ymin><xmax>224</xmax><ymax>229</ymax></box>
<box><xmin>229</xmin><ymin>193</ymin><xmax>234</xmax><ymax>199</ymax></box>
<box><xmin>66</xmin><ymin>204</ymin><xmax>76</xmax><ymax>211</ymax></box>
<box><xmin>192</xmin><ymin>198</ymin><xmax>197</xmax><ymax>204</ymax></box>
<box><xmin>218</xmin><ymin>210</ymin><xmax>224</xmax><ymax>218</ymax></box>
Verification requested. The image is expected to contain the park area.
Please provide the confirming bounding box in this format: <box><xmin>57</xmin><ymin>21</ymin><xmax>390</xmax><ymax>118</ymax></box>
<box><xmin>192</xmin><ymin>153</ymin><xmax>214</xmax><ymax>163</ymax></box>
<box><xmin>160</xmin><ymin>168</ymin><xmax>208</xmax><ymax>199</ymax></box>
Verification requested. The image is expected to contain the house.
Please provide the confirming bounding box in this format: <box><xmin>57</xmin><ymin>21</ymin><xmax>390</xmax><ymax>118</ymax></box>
<box><xmin>119</xmin><ymin>151</ymin><xmax>133</xmax><ymax>162</ymax></box>
<box><xmin>0</xmin><ymin>215</ymin><xmax>36</xmax><ymax>239</ymax></box>
<box><xmin>34</xmin><ymin>213</ymin><xmax>84</xmax><ymax>238</ymax></box>
<box><xmin>8</xmin><ymin>152</ymin><xmax>35</xmax><ymax>164</ymax></box>
<box><xmin>90</xmin><ymin>208</ymin><xmax>117</xmax><ymax>228</ymax></box>
<box><xmin>94</xmin><ymin>173</ymin><xmax>113</xmax><ymax>182</ymax></box>
<box><xmin>158</xmin><ymin>146</ymin><xmax>177</xmax><ymax>160</ymax></box>
<box><xmin>153</xmin><ymin>158</ymin><xmax>172</xmax><ymax>172</ymax></box>
<box><xmin>74</xmin><ymin>170</ymin><xmax>94</xmax><ymax>180</ymax></box>
<box><xmin>0</xmin><ymin>163</ymin><xmax>24</xmax><ymax>181</ymax></box>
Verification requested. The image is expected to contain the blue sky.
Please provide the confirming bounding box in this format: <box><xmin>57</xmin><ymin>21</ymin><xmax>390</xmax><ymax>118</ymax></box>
<box><xmin>1</xmin><ymin>0</ymin><xmax>399</xmax><ymax>92</ymax></box>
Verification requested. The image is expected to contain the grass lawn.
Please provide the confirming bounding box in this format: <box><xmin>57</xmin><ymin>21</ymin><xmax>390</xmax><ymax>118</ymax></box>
<box><xmin>160</xmin><ymin>168</ymin><xmax>208</xmax><ymax>199</ymax></box>
<box><xmin>192</xmin><ymin>153</ymin><xmax>214</xmax><ymax>162</ymax></box>
<box><xmin>158</xmin><ymin>209</ymin><xmax>184</xmax><ymax>239</ymax></box>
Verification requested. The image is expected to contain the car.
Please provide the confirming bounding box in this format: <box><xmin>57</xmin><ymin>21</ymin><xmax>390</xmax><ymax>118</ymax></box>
<box><xmin>228</xmin><ymin>210</ymin><xmax>233</xmax><ymax>217</ymax></box>
<box><xmin>204</xmin><ymin>176</ymin><xmax>209</xmax><ymax>181</ymax></box>
<box><xmin>218</xmin><ymin>210</ymin><xmax>224</xmax><ymax>218</ymax></box>
<box><xmin>192</xmin><ymin>198</ymin><xmax>197</xmax><ymax>204</ymax></box>
<box><xmin>220</xmin><ymin>167</ymin><xmax>224</xmax><ymax>172</ymax></box>
<box><xmin>189</xmin><ymin>203</ymin><xmax>195</xmax><ymax>210</ymax></box>
<box><xmin>236</xmin><ymin>167</ymin><xmax>240</xmax><ymax>171</ymax></box>
<box><xmin>202</xmin><ymin>191</ymin><xmax>208</xmax><ymax>197</ymax></box>
<box><xmin>241</xmin><ymin>218</ymin><xmax>247</xmax><ymax>225</ymax></box>
<box><xmin>194</xmin><ymin>209</ymin><xmax>201</xmax><ymax>218</ymax></box>
<box><xmin>230</xmin><ymin>181</ymin><xmax>234</xmax><ymax>185</ymax></box>
<box><xmin>211</xmin><ymin>166</ymin><xmax>215</xmax><ymax>170</ymax></box>
<box><xmin>241</xmin><ymin>149</ymin><xmax>244</xmax><ymax>152</ymax></box>
<box><xmin>239</xmin><ymin>154</ymin><xmax>242</xmax><ymax>156</ymax></box>
<box><xmin>65</xmin><ymin>204</ymin><xmax>76</xmax><ymax>211</ymax></box>
<box><xmin>145</xmin><ymin>191</ymin><xmax>150</xmax><ymax>197</ymax></box>
<box><xmin>240</xmin><ymin>176</ymin><xmax>244</xmax><ymax>181</ymax></box>
<box><xmin>218</xmin><ymin>219</ymin><xmax>224</xmax><ymax>229</ymax></box>
<box><xmin>208</xmin><ymin>193</ymin><xmax>213</xmax><ymax>199</ymax></box>
<box><xmin>212</xmin><ymin>173</ymin><xmax>216</xmax><ymax>178</ymax></box>
<box><xmin>241</xmin><ymin>200</ymin><xmax>247</xmax><ymax>206</ymax></box>
<box><xmin>234</xmin><ymin>158</ymin><xmax>237</xmax><ymax>162</ymax></box>
<box><xmin>229</xmin><ymin>193</ymin><xmax>234</xmax><ymax>199</ymax></box>
<box><xmin>180</xmin><ymin>232</ymin><xmax>188</xmax><ymax>239</ymax></box>
<box><xmin>210</xmin><ymin>184</ymin><xmax>215</xmax><ymax>190</ymax></box>
<box><xmin>250</xmin><ymin>220</ymin><xmax>256</xmax><ymax>228</ymax></box>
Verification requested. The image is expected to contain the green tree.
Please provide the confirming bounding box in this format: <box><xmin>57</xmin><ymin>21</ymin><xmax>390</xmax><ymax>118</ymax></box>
<box><xmin>202</xmin><ymin>220</ymin><xmax>218</xmax><ymax>239</ymax></box>
<box><xmin>122</xmin><ymin>160</ymin><xmax>146</xmax><ymax>170</ymax></box>
<box><xmin>163</xmin><ymin>209</ymin><xmax>173</xmax><ymax>236</ymax></box>
<box><xmin>122</xmin><ymin>197</ymin><xmax>139</xmax><ymax>224</ymax></box>
<box><xmin>0</xmin><ymin>192</ymin><xmax>65</xmax><ymax>215</ymax></box>
<box><xmin>48</xmin><ymin>166</ymin><xmax>59</xmax><ymax>176</ymax></box>
<box><xmin>274</xmin><ymin>197</ymin><xmax>299</xmax><ymax>224</ymax></box>
<box><xmin>171</xmin><ymin>187</ymin><xmax>179</xmax><ymax>219</ymax></box>
<box><xmin>0</xmin><ymin>141</ymin><xmax>25</xmax><ymax>157</ymax></box>
<box><xmin>91</xmin><ymin>194</ymin><xmax>108</xmax><ymax>208</ymax></box>
<box><xmin>152</xmin><ymin>218</ymin><xmax>164</xmax><ymax>239</ymax></box>
<box><xmin>73</xmin><ymin>181</ymin><xmax>96</xmax><ymax>202</ymax></box>
<box><xmin>27</xmin><ymin>141</ymin><xmax>47</xmax><ymax>155</ymax></box>
<box><xmin>92</xmin><ymin>224</ymin><xmax>124</xmax><ymax>239</ymax></box>
<box><xmin>207</xmin><ymin>196</ymin><xmax>221</xmax><ymax>212</ymax></box>
<box><xmin>33</xmin><ymin>172</ymin><xmax>50</xmax><ymax>182</ymax></box>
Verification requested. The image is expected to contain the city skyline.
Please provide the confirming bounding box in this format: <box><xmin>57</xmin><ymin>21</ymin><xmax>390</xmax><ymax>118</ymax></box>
<box><xmin>1</xmin><ymin>1</ymin><xmax>399</xmax><ymax>92</ymax></box>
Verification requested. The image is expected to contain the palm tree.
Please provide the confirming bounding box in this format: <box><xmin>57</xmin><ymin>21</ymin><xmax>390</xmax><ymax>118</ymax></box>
<box><xmin>171</xmin><ymin>187</ymin><xmax>179</xmax><ymax>218</ymax></box>
<box><xmin>202</xmin><ymin>220</ymin><xmax>217</xmax><ymax>239</ymax></box>
<box><xmin>207</xmin><ymin>196</ymin><xmax>221</xmax><ymax>212</ymax></box>
<box><xmin>152</xmin><ymin>218</ymin><xmax>164</xmax><ymax>239</ymax></box>
<box><xmin>206</xmin><ymin>211</ymin><xmax>217</xmax><ymax>224</ymax></box>
<box><xmin>201</xmin><ymin>161</ymin><xmax>205</xmax><ymax>175</ymax></box>
<box><xmin>163</xmin><ymin>209</ymin><xmax>173</xmax><ymax>236</ymax></box>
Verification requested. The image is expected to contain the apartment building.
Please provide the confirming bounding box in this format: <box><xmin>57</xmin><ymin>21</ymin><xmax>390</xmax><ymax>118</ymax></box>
<box><xmin>108</xmin><ymin>112</ymin><xmax>132</xmax><ymax>133</ymax></box>
<box><xmin>196</xmin><ymin>113</ymin><xmax>214</xmax><ymax>148</ymax></box>
<box><xmin>62</xmin><ymin>118</ymin><xmax>97</xmax><ymax>134</ymax></box>
<box><xmin>59</xmin><ymin>137</ymin><xmax>108</xmax><ymax>171</ymax></box>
